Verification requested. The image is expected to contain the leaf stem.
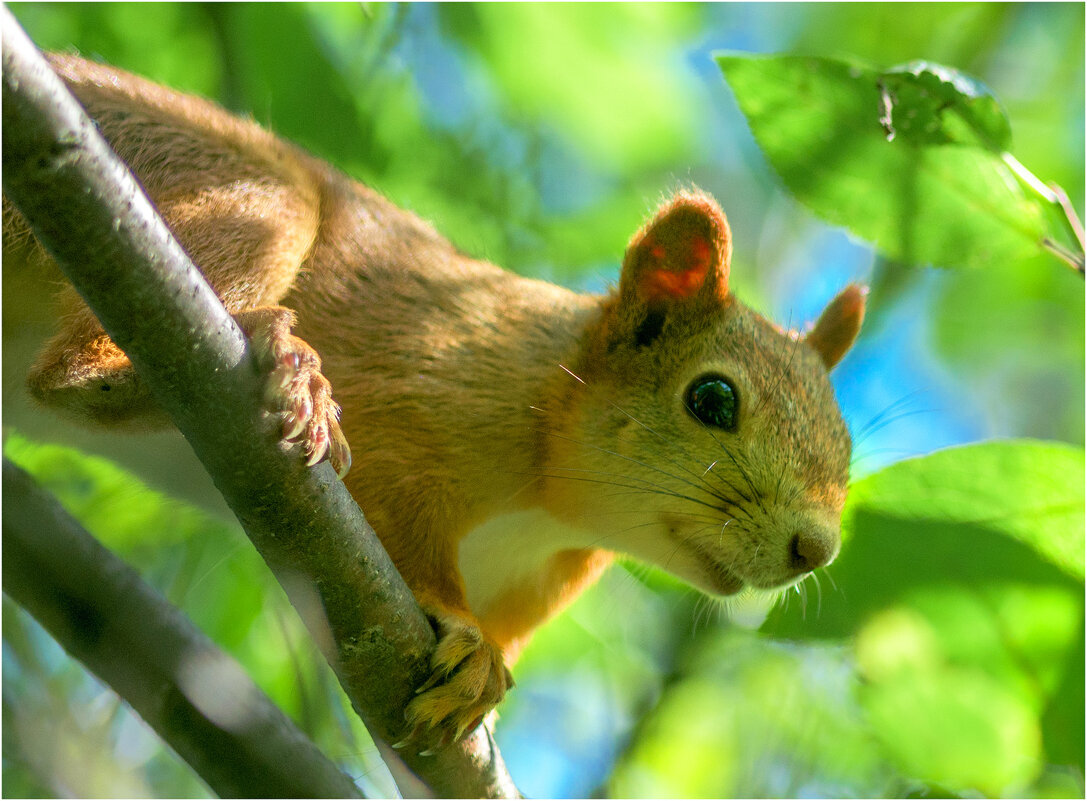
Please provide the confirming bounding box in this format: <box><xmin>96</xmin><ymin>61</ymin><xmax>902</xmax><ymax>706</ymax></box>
<box><xmin>1002</xmin><ymin>152</ymin><xmax>1057</xmax><ymax>203</ymax></box>
<box><xmin>1048</xmin><ymin>181</ymin><xmax>1086</xmax><ymax>253</ymax></box>
<box><xmin>1042</xmin><ymin>238</ymin><xmax>1086</xmax><ymax>275</ymax></box>
<box><xmin>1002</xmin><ymin>152</ymin><xmax>1085</xmax><ymax>277</ymax></box>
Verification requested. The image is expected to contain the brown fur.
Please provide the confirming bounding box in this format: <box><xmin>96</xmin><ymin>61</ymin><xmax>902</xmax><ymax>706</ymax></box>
<box><xmin>6</xmin><ymin>54</ymin><xmax>865</xmax><ymax>748</ymax></box>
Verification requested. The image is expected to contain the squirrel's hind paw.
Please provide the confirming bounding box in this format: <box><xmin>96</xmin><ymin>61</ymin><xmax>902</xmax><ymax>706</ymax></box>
<box><xmin>396</xmin><ymin>608</ymin><xmax>512</xmax><ymax>754</ymax></box>
<box><xmin>239</xmin><ymin>306</ymin><xmax>352</xmax><ymax>479</ymax></box>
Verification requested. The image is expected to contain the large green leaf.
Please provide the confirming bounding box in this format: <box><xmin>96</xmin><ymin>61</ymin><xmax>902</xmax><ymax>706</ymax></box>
<box><xmin>716</xmin><ymin>52</ymin><xmax>1059</xmax><ymax>270</ymax></box>
<box><xmin>767</xmin><ymin>441</ymin><xmax>1083</xmax><ymax>637</ymax></box>
<box><xmin>764</xmin><ymin>440</ymin><xmax>1085</xmax><ymax>791</ymax></box>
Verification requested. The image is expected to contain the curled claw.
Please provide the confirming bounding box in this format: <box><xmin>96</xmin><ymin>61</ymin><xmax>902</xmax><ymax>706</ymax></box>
<box><xmin>237</xmin><ymin>307</ymin><xmax>351</xmax><ymax>481</ymax></box>
<box><xmin>398</xmin><ymin>609</ymin><xmax>510</xmax><ymax>754</ymax></box>
<box><xmin>281</xmin><ymin>350</ymin><xmax>302</xmax><ymax>371</ymax></box>
<box><xmin>305</xmin><ymin>423</ymin><xmax>329</xmax><ymax>467</ymax></box>
<box><xmin>282</xmin><ymin>392</ymin><xmax>313</xmax><ymax>441</ymax></box>
<box><xmin>416</xmin><ymin>662</ymin><xmax>452</xmax><ymax>695</ymax></box>
<box><xmin>391</xmin><ymin>721</ymin><xmax>427</xmax><ymax>751</ymax></box>
<box><xmin>282</xmin><ymin>411</ymin><xmax>307</xmax><ymax>442</ymax></box>
<box><xmin>267</xmin><ymin>364</ymin><xmax>294</xmax><ymax>400</ymax></box>
<box><xmin>452</xmin><ymin>713</ymin><xmax>486</xmax><ymax>744</ymax></box>
<box><xmin>419</xmin><ymin>728</ymin><xmax>456</xmax><ymax>757</ymax></box>
<box><xmin>329</xmin><ymin>424</ymin><xmax>352</xmax><ymax>479</ymax></box>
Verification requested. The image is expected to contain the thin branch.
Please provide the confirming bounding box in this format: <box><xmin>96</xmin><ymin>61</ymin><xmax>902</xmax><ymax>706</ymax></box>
<box><xmin>2</xmin><ymin>458</ymin><xmax>366</xmax><ymax>800</ymax></box>
<box><xmin>0</xmin><ymin>8</ymin><xmax>519</xmax><ymax>798</ymax></box>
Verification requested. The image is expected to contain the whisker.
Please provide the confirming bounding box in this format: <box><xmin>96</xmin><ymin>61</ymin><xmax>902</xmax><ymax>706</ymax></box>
<box><xmin>692</xmin><ymin>595</ymin><xmax>710</xmax><ymax>635</ymax></box>
<box><xmin>823</xmin><ymin>567</ymin><xmax>843</xmax><ymax>599</ymax></box>
<box><xmin>551</xmin><ymin>365</ymin><xmax>763</xmax><ymax>512</ymax></box>
<box><xmin>853</xmin><ymin>408</ymin><xmax>938</xmax><ymax>450</ymax></box>
<box><xmin>601</xmin><ymin>401</ymin><xmax>757</xmax><ymax>508</ymax></box>
<box><xmin>530</xmin><ymin>460</ymin><xmax>745</xmax><ymax>516</ymax></box>
<box><xmin>679</xmin><ymin>405</ymin><xmax>766</xmax><ymax>512</ymax></box>
<box><xmin>534</xmin><ymin>429</ymin><xmax>755</xmax><ymax>521</ymax></box>
<box><xmin>755</xmin><ymin>322</ymin><xmax>804</xmax><ymax>418</ymax></box>
<box><xmin>518</xmin><ymin>467</ymin><xmax>745</xmax><ymax>518</ymax></box>
<box><xmin>810</xmin><ymin>572</ymin><xmax>824</xmax><ymax>618</ymax></box>
<box><xmin>538</xmin><ymin>429</ymin><xmax>717</xmax><ymax>498</ymax></box>
<box><xmin>851</xmin><ymin>389</ymin><xmax>929</xmax><ymax>441</ymax></box>
<box><xmin>558</xmin><ymin>363</ymin><xmax>586</xmax><ymax>384</ymax></box>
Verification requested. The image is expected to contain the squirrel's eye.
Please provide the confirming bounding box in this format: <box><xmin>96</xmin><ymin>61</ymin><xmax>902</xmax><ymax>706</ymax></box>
<box><xmin>685</xmin><ymin>375</ymin><xmax>739</xmax><ymax>431</ymax></box>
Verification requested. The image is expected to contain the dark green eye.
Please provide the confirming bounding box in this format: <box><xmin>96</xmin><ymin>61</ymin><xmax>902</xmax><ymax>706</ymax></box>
<box><xmin>685</xmin><ymin>375</ymin><xmax>739</xmax><ymax>431</ymax></box>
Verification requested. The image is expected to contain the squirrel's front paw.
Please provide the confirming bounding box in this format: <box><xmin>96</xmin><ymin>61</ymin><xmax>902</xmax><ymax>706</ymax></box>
<box><xmin>394</xmin><ymin>608</ymin><xmax>513</xmax><ymax>755</ymax></box>
<box><xmin>238</xmin><ymin>307</ymin><xmax>351</xmax><ymax>479</ymax></box>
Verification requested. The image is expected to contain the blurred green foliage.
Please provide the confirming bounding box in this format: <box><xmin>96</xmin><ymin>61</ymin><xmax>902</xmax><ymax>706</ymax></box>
<box><xmin>3</xmin><ymin>3</ymin><xmax>1084</xmax><ymax>799</ymax></box>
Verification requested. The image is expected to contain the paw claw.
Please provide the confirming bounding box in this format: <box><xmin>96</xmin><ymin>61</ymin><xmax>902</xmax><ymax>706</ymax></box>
<box><xmin>454</xmin><ymin>714</ymin><xmax>484</xmax><ymax>743</ymax></box>
<box><xmin>281</xmin><ymin>390</ymin><xmax>313</xmax><ymax>442</ymax></box>
<box><xmin>400</xmin><ymin>607</ymin><xmax>512</xmax><ymax>751</ymax></box>
<box><xmin>281</xmin><ymin>410</ymin><xmax>308</xmax><ymax>442</ymax></box>
<box><xmin>329</xmin><ymin>423</ymin><xmax>352</xmax><ymax>479</ymax></box>
<box><xmin>268</xmin><ymin>364</ymin><xmax>294</xmax><ymax>397</ymax></box>
<box><xmin>305</xmin><ymin>424</ymin><xmax>329</xmax><ymax>466</ymax></box>
<box><xmin>243</xmin><ymin>309</ymin><xmax>352</xmax><ymax>480</ymax></box>
<box><xmin>416</xmin><ymin>667</ymin><xmax>448</xmax><ymax>695</ymax></box>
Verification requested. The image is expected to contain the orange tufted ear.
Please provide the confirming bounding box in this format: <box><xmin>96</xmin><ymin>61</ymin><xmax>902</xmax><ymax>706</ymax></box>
<box><xmin>621</xmin><ymin>191</ymin><xmax>732</xmax><ymax>307</ymax></box>
<box><xmin>805</xmin><ymin>284</ymin><xmax>867</xmax><ymax>370</ymax></box>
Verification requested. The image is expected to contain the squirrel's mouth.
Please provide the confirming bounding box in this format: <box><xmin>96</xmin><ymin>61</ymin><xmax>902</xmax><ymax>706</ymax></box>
<box><xmin>705</xmin><ymin>568</ymin><xmax>744</xmax><ymax>596</ymax></box>
<box><xmin>688</xmin><ymin>544</ymin><xmax>745</xmax><ymax>596</ymax></box>
<box><xmin>661</xmin><ymin>522</ymin><xmax>746</xmax><ymax>596</ymax></box>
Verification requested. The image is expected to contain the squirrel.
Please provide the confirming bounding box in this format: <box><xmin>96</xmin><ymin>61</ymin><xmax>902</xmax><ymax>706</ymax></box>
<box><xmin>4</xmin><ymin>53</ymin><xmax>865</xmax><ymax>751</ymax></box>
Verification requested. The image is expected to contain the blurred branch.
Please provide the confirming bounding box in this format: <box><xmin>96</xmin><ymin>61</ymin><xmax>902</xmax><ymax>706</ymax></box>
<box><xmin>0</xmin><ymin>8</ymin><xmax>519</xmax><ymax>798</ymax></box>
<box><xmin>1</xmin><ymin>458</ymin><xmax>366</xmax><ymax>799</ymax></box>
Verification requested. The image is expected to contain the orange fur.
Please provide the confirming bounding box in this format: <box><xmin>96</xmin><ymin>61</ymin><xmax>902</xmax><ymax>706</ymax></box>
<box><xmin>6</xmin><ymin>54</ymin><xmax>866</xmax><ymax>749</ymax></box>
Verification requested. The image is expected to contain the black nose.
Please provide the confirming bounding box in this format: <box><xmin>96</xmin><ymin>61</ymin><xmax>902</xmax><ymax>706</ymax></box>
<box><xmin>788</xmin><ymin>529</ymin><xmax>838</xmax><ymax>572</ymax></box>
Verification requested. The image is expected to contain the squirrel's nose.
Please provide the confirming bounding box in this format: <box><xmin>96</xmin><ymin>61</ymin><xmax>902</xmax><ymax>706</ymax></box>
<box><xmin>788</xmin><ymin>527</ymin><xmax>839</xmax><ymax>573</ymax></box>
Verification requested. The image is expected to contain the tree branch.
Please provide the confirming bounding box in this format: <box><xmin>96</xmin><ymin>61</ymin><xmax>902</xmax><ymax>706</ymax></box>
<box><xmin>2</xmin><ymin>457</ymin><xmax>366</xmax><ymax>799</ymax></box>
<box><xmin>0</xmin><ymin>8</ymin><xmax>518</xmax><ymax>798</ymax></box>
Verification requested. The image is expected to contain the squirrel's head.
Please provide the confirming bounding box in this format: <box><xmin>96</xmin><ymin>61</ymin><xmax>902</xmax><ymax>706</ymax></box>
<box><xmin>549</xmin><ymin>190</ymin><xmax>865</xmax><ymax>597</ymax></box>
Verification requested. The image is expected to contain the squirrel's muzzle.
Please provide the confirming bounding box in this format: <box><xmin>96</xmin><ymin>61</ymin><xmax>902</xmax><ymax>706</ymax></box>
<box><xmin>787</xmin><ymin>526</ymin><xmax>840</xmax><ymax>574</ymax></box>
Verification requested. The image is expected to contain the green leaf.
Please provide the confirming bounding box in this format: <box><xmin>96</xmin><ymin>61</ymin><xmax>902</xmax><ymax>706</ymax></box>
<box><xmin>763</xmin><ymin>440</ymin><xmax>1085</xmax><ymax>790</ymax></box>
<box><xmin>880</xmin><ymin>60</ymin><xmax>1012</xmax><ymax>151</ymax></box>
<box><xmin>716</xmin><ymin>52</ymin><xmax>1054</xmax><ymax>270</ymax></box>
<box><xmin>766</xmin><ymin>439</ymin><xmax>1084</xmax><ymax>636</ymax></box>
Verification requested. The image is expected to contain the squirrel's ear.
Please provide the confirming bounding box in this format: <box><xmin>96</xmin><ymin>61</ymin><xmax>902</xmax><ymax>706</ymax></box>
<box><xmin>805</xmin><ymin>284</ymin><xmax>867</xmax><ymax>370</ymax></box>
<box><xmin>620</xmin><ymin>192</ymin><xmax>732</xmax><ymax>307</ymax></box>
